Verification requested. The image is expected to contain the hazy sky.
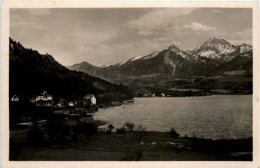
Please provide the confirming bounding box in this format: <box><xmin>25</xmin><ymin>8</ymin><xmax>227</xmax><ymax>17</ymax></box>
<box><xmin>10</xmin><ymin>8</ymin><xmax>252</xmax><ymax>66</ymax></box>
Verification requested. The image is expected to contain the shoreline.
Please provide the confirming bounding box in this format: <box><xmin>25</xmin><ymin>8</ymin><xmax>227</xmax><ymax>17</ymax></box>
<box><xmin>134</xmin><ymin>93</ymin><xmax>252</xmax><ymax>98</ymax></box>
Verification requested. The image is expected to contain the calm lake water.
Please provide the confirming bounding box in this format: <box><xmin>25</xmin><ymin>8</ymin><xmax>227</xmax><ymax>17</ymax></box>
<box><xmin>94</xmin><ymin>95</ymin><xmax>252</xmax><ymax>140</ymax></box>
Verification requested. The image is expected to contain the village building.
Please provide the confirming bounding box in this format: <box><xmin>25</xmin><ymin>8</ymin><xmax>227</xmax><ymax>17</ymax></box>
<box><xmin>30</xmin><ymin>98</ymin><xmax>36</xmax><ymax>103</ymax></box>
<box><xmin>36</xmin><ymin>91</ymin><xmax>53</xmax><ymax>101</ymax></box>
<box><xmin>11</xmin><ymin>95</ymin><xmax>19</xmax><ymax>102</ymax></box>
<box><xmin>56</xmin><ymin>103</ymin><xmax>62</xmax><ymax>107</ymax></box>
<box><xmin>97</xmin><ymin>123</ymin><xmax>115</xmax><ymax>132</ymax></box>
<box><xmin>36</xmin><ymin>100</ymin><xmax>53</xmax><ymax>107</ymax></box>
<box><xmin>35</xmin><ymin>91</ymin><xmax>53</xmax><ymax>107</ymax></box>
<box><xmin>68</xmin><ymin>102</ymin><xmax>75</xmax><ymax>107</ymax></box>
<box><xmin>143</xmin><ymin>92</ymin><xmax>152</xmax><ymax>97</ymax></box>
<box><xmin>83</xmin><ymin>94</ymin><xmax>96</xmax><ymax>107</ymax></box>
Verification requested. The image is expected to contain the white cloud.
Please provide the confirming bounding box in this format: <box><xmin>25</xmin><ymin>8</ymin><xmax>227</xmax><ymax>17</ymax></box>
<box><xmin>183</xmin><ymin>22</ymin><xmax>216</xmax><ymax>31</ymax></box>
<box><xmin>127</xmin><ymin>8</ymin><xmax>195</xmax><ymax>35</ymax></box>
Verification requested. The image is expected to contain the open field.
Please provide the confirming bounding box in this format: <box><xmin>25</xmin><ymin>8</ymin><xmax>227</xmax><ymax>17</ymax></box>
<box><xmin>10</xmin><ymin>130</ymin><xmax>252</xmax><ymax>161</ymax></box>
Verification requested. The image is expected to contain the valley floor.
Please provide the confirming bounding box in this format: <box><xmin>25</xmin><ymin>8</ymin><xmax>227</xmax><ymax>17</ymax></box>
<box><xmin>10</xmin><ymin>131</ymin><xmax>252</xmax><ymax>161</ymax></box>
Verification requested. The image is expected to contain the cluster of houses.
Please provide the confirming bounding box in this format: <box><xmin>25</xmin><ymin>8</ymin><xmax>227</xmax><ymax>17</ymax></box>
<box><xmin>96</xmin><ymin>123</ymin><xmax>133</xmax><ymax>133</ymax></box>
<box><xmin>141</xmin><ymin>92</ymin><xmax>167</xmax><ymax>97</ymax></box>
<box><xmin>31</xmin><ymin>91</ymin><xmax>53</xmax><ymax>107</ymax></box>
<box><xmin>11</xmin><ymin>91</ymin><xmax>97</xmax><ymax>109</ymax></box>
<box><xmin>11</xmin><ymin>91</ymin><xmax>136</xmax><ymax>134</ymax></box>
<box><xmin>139</xmin><ymin>89</ymin><xmax>211</xmax><ymax>97</ymax></box>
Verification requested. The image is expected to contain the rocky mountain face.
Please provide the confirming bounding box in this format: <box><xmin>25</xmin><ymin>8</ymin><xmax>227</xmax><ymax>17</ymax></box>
<box><xmin>68</xmin><ymin>36</ymin><xmax>253</xmax><ymax>92</ymax></box>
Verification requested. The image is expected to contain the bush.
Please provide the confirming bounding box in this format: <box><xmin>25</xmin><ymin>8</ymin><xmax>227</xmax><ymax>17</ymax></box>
<box><xmin>116</xmin><ymin>127</ymin><xmax>126</xmax><ymax>133</ymax></box>
<box><xmin>124</xmin><ymin>122</ymin><xmax>135</xmax><ymax>132</ymax></box>
<box><xmin>107</xmin><ymin>124</ymin><xmax>115</xmax><ymax>134</ymax></box>
<box><xmin>170</xmin><ymin>128</ymin><xmax>180</xmax><ymax>138</ymax></box>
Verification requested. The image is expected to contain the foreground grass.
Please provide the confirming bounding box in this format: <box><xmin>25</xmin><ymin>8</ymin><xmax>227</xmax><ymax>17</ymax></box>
<box><xmin>10</xmin><ymin>130</ymin><xmax>252</xmax><ymax>161</ymax></box>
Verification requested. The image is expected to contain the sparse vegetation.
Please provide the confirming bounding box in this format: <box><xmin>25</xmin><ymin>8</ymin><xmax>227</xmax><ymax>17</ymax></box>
<box><xmin>124</xmin><ymin>122</ymin><xmax>135</xmax><ymax>132</ymax></box>
<box><xmin>10</xmin><ymin>130</ymin><xmax>252</xmax><ymax>161</ymax></box>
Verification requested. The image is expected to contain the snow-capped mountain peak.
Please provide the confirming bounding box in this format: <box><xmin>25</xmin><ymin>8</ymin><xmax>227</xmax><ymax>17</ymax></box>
<box><xmin>202</xmin><ymin>36</ymin><xmax>236</xmax><ymax>50</ymax></box>
<box><xmin>193</xmin><ymin>36</ymin><xmax>237</xmax><ymax>60</ymax></box>
<box><xmin>207</xmin><ymin>36</ymin><xmax>234</xmax><ymax>45</ymax></box>
<box><xmin>168</xmin><ymin>44</ymin><xmax>182</xmax><ymax>53</ymax></box>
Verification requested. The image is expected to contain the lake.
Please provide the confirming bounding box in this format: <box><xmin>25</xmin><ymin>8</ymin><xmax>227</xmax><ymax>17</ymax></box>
<box><xmin>93</xmin><ymin>95</ymin><xmax>252</xmax><ymax>140</ymax></box>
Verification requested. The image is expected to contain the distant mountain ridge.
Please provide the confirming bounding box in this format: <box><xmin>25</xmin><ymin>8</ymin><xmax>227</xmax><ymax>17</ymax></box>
<box><xmin>68</xmin><ymin>36</ymin><xmax>253</xmax><ymax>93</ymax></box>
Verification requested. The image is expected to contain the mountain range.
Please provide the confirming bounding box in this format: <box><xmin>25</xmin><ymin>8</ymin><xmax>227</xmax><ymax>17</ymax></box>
<box><xmin>68</xmin><ymin>36</ymin><xmax>253</xmax><ymax>93</ymax></box>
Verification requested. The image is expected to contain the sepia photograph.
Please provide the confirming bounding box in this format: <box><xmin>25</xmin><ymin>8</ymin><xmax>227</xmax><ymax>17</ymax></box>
<box><xmin>1</xmin><ymin>1</ymin><xmax>259</xmax><ymax>168</ymax></box>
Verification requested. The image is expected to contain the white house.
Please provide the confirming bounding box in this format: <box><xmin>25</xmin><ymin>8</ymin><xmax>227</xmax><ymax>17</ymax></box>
<box><xmin>35</xmin><ymin>91</ymin><xmax>53</xmax><ymax>107</ymax></box>
<box><xmin>83</xmin><ymin>94</ymin><xmax>96</xmax><ymax>107</ymax></box>
<box><xmin>143</xmin><ymin>92</ymin><xmax>152</xmax><ymax>97</ymax></box>
<box><xmin>35</xmin><ymin>91</ymin><xmax>53</xmax><ymax>101</ymax></box>
<box><xmin>68</xmin><ymin>102</ymin><xmax>74</xmax><ymax>107</ymax></box>
<box><xmin>161</xmin><ymin>93</ymin><xmax>165</xmax><ymax>97</ymax></box>
<box><xmin>11</xmin><ymin>95</ymin><xmax>19</xmax><ymax>102</ymax></box>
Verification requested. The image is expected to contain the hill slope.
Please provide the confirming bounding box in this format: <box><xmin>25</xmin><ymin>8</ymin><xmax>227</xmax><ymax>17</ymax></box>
<box><xmin>9</xmin><ymin>38</ymin><xmax>133</xmax><ymax>102</ymax></box>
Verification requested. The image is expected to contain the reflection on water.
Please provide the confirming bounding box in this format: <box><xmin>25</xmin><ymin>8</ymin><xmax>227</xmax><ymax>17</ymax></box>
<box><xmin>94</xmin><ymin>95</ymin><xmax>252</xmax><ymax>139</ymax></box>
